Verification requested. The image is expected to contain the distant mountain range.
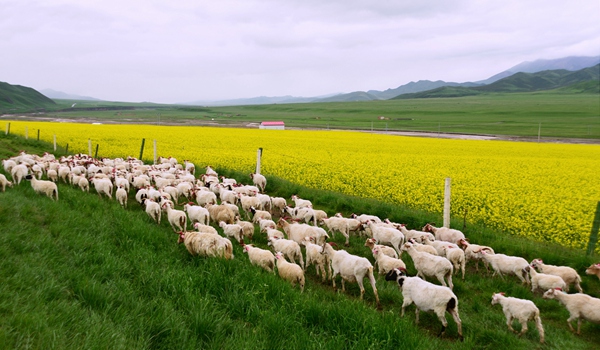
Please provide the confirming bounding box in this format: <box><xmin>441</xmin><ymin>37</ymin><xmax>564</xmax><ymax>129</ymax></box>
<box><xmin>40</xmin><ymin>89</ymin><xmax>102</xmax><ymax>101</ymax></box>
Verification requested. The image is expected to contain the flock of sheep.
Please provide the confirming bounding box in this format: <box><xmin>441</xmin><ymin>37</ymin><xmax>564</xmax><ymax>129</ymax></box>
<box><xmin>2</xmin><ymin>150</ymin><xmax>600</xmax><ymax>343</ymax></box>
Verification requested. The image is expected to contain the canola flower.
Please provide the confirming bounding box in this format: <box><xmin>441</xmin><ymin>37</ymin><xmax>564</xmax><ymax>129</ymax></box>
<box><xmin>5</xmin><ymin>120</ymin><xmax>600</xmax><ymax>252</ymax></box>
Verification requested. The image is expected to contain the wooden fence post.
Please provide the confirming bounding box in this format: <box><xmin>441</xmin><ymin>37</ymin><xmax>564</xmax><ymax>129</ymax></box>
<box><xmin>53</xmin><ymin>134</ymin><xmax>57</xmax><ymax>152</ymax></box>
<box><xmin>25</xmin><ymin>127</ymin><xmax>28</xmax><ymax>140</ymax></box>
<box><xmin>88</xmin><ymin>139</ymin><xmax>92</xmax><ymax>156</ymax></box>
<box><xmin>94</xmin><ymin>144</ymin><xmax>99</xmax><ymax>159</ymax></box>
<box><xmin>153</xmin><ymin>140</ymin><xmax>157</xmax><ymax>165</ymax></box>
<box><xmin>37</xmin><ymin>129</ymin><xmax>40</xmax><ymax>141</ymax></box>
<box><xmin>443</xmin><ymin>177</ymin><xmax>451</xmax><ymax>228</ymax></box>
<box><xmin>5</xmin><ymin>123</ymin><xmax>10</xmax><ymax>135</ymax></box>
<box><xmin>256</xmin><ymin>148</ymin><xmax>263</xmax><ymax>174</ymax></box>
<box><xmin>139</xmin><ymin>138</ymin><xmax>145</xmax><ymax>161</ymax></box>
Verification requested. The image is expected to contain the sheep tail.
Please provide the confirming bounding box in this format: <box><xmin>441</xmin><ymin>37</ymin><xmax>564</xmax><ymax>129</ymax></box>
<box><xmin>446</xmin><ymin>297</ymin><xmax>457</xmax><ymax>311</ymax></box>
<box><xmin>535</xmin><ymin>313</ymin><xmax>545</xmax><ymax>344</ymax></box>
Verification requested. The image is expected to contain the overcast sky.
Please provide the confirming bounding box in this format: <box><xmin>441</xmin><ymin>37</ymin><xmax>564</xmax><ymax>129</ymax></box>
<box><xmin>2</xmin><ymin>0</ymin><xmax>599</xmax><ymax>104</ymax></box>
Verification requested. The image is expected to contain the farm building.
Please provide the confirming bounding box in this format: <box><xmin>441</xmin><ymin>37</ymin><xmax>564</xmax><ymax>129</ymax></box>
<box><xmin>259</xmin><ymin>121</ymin><xmax>285</xmax><ymax>130</ymax></box>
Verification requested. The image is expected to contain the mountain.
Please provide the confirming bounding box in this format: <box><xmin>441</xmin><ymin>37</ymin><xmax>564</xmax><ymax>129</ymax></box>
<box><xmin>314</xmin><ymin>91</ymin><xmax>381</xmax><ymax>102</ymax></box>
<box><xmin>392</xmin><ymin>64</ymin><xmax>600</xmax><ymax>99</ymax></box>
<box><xmin>184</xmin><ymin>94</ymin><xmax>343</xmax><ymax>106</ymax></box>
<box><xmin>40</xmin><ymin>89</ymin><xmax>101</xmax><ymax>101</ymax></box>
<box><xmin>0</xmin><ymin>81</ymin><xmax>57</xmax><ymax>113</ymax></box>
<box><xmin>475</xmin><ymin>55</ymin><xmax>600</xmax><ymax>85</ymax></box>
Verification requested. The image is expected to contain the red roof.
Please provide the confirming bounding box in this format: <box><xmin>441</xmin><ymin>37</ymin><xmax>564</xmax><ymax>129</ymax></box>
<box><xmin>261</xmin><ymin>121</ymin><xmax>285</xmax><ymax>126</ymax></box>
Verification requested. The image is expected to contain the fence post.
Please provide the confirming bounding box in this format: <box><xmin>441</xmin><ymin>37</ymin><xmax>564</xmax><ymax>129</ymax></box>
<box><xmin>443</xmin><ymin>177</ymin><xmax>451</xmax><ymax>228</ymax></box>
<box><xmin>139</xmin><ymin>138</ymin><xmax>145</xmax><ymax>160</ymax></box>
<box><xmin>65</xmin><ymin>143</ymin><xmax>69</xmax><ymax>154</ymax></box>
<box><xmin>25</xmin><ymin>127</ymin><xmax>28</xmax><ymax>140</ymax></box>
<box><xmin>5</xmin><ymin>123</ymin><xmax>10</xmax><ymax>135</ymax></box>
<box><xmin>88</xmin><ymin>139</ymin><xmax>92</xmax><ymax>156</ymax></box>
<box><xmin>256</xmin><ymin>148</ymin><xmax>263</xmax><ymax>174</ymax></box>
<box><xmin>53</xmin><ymin>134</ymin><xmax>57</xmax><ymax>152</ymax></box>
<box><xmin>94</xmin><ymin>144</ymin><xmax>99</xmax><ymax>159</ymax></box>
<box><xmin>153</xmin><ymin>140</ymin><xmax>157</xmax><ymax>165</ymax></box>
<box><xmin>37</xmin><ymin>129</ymin><xmax>40</xmax><ymax>141</ymax></box>
<box><xmin>586</xmin><ymin>201</ymin><xmax>600</xmax><ymax>256</ymax></box>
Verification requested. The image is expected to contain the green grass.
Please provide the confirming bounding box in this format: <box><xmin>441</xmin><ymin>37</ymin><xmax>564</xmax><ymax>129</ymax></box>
<box><xmin>1</xmin><ymin>133</ymin><xmax>600</xmax><ymax>349</ymax></box>
<box><xmin>20</xmin><ymin>92</ymin><xmax>599</xmax><ymax>140</ymax></box>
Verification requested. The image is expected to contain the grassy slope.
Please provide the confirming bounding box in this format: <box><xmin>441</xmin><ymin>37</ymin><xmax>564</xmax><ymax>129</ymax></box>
<box><xmin>0</xmin><ymin>81</ymin><xmax>56</xmax><ymax>114</ymax></box>
<box><xmin>1</xmin><ymin>133</ymin><xmax>599</xmax><ymax>350</ymax></box>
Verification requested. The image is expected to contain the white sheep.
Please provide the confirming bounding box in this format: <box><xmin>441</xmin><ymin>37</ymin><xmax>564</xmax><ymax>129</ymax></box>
<box><xmin>239</xmin><ymin>194</ymin><xmax>261</xmax><ymax>219</ymax></box>
<box><xmin>291</xmin><ymin>194</ymin><xmax>312</xmax><ymax>209</ymax></box>
<box><xmin>250</xmin><ymin>206</ymin><xmax>272</xmax><ymax>223</ymax></box>
<box><xmin>321</xmin><ymin>216</ymin><xmax>352</xmax><ymax>244</ymax></box>
<box><xmin>193</xmin><ymin>222</ymin><xmax>219</xmax><ymax>235</ymax></box>
<box><xmin>143</xmin><ymin>198</ymin><xmax>161</xmax><ymax>224</ymax></box>
<box><xmin>441</xmin><ymin>245</ymin><xmax>466</xmax><ymax>280</ymax></box>
<box><xmin>351</xmin><ymin>213</ymin><xmax>382</xmax><ymax>224</ymax></box>
<box><xmin>364</xmin><ymin>238</ymin><xmax>398</xmax><ymax>259</ymax></box>
<box><xmin>91</xmin><ymin>177</ymin><xmax>113</xmax><ymax>199</ymax></box>
<box><xmin>301</xmin><ymin>237</ymin><xmax>329</xmax><ymax>282</ymax></box>
<box><xmin>542</xmin><ymin>288</ymin><xmax>600</xmax><ymax>335</ymax></box>
<box><xmin>268</xmin><ymin>237</ymin><xmax>304</xmax><ymax>268</ymax></box>
<box><xmin>269</xmin><ymin>196</ymin><xmax>287</xmax><ymax>216</ymax></box>
<box><xmin>258</xmin><ymin>218</ymin><xmax>277</xmax><ymax>233</ymax></box>
<box><xmin>405</xmin><ymin>238</ymin><xmax>438</xmax><ymax>257</ymax></box>
<box><xmin>135</xmin><ymin>187</ymin><xmax>149</xmax><ymax>205</ymax></box>
<box><xmin>491</xmin><ymin>293</ymin><xmax>544</xmax><ymax>343</ymax></box>
<box><xmin>235</xmin><ymin>218</ymin><xmax>255</xmax><ymax>241</ymax></box>
<box><xmin>183</xmin><ymin>203</ymin><xmax>210</xmax><ymax>226</ymax></box>
<box><xmin>274</xmin><ymin>252</ymin><xmax>305</xmax><ymax>292</ymax></box>
<box><xmin>195</xmin><ymin>188</ymin><xmax>217</xmax><ymax>207</ymax></box>
<box><xmin>365</xmin><ymin>221</ymin><xmax>404</xmax><ymax>256</ymax></box>
<box><xmin>162</xmin><ymin>200</ymin><xmax>187</xmax><ymax>232</ymax></box>
<box><xmin>372</xmin><ymin>247</ymin><xmax>406</xmax><ymax>275</ymax></box>
<box><xmin>321</xmin><ymin>242</ymin><xmax>380</xmax><ymax>307</ymax></box>
<box><xmin>478</xmin><ymin>250</ymin><xmax>530</xmax><ymax>285</ymax></box>
<box><xmin>397</xmin><ymin>224</ymin><xmax>434</xmax><ymax>244</ymax></box>
<box><xmin>249</xmin><ymin>172</ymin><xmax>267</xmax><ymax>193</ymax></box>
<box><xmin>586</xmin><ymin>263</ymin><xmax>600</xmax><ymax>281</ymax></box>
<box><xmin>116</xmin><ymin>185</ymin><xmax>128</xmax><ymax>208</ymax></box>
<box><xmin>243</xmin><ymin>244</ymin><xmax>275</xmax><ymax>273</ymax></box>
<box><xmin>458</xmin><ymin>238</ymin><xmax>494</xmax><ymax>272</ymax></box>
<box><xmin>25</xmin><ymin>174</ymin><xmax>58</xmax><ymax>200</ymax></box>
<box><xmin>278</xmin><ymin>218</ymin><xmax>329</xmax><ymax>246</ymax></box>
<box><xmin>529</xmin><ymin>266</ymin><xmax>567</xmax><ymax>293</ymax></box>
<box><xmin>530</xmin><ymin>259</ymin><xmax>583</xmax><ymax>293</ymax></box>
<box><xmin>403</xmin><ymin>242</ymin><xmax>454</xmax><ymax>289</ymax></box>
<box><xmin>47</xmin><ymin>169</ymin><xmax>58</xmax><ymax>182</ymax></box>
<box><xmin>0</xmin><ymin>173</ymin><xmax>13</xmax><ymax>192</ymax></box>
<box><xmin>218</xmin><ymin>221</ymin><xmax>244</xmax><ymax>244</ymax></box>
<box><xmin>385</xmin><ymin>269</ymin><xmax>462</xmax><ymax>339</ymax></box>
<box><xmin>422</xmin><ymin>223</ymin><xmax>465</xmax><ymax>244</ymax></box>
<box><xmin>266</xmin><ymin>228</ymin><xmax>285</xmax><ymax>240</ymax></box>
<box><xmin>11</xmin><ymin>164</ymin><xmax>29</xmax><ymax>185</ymax></box>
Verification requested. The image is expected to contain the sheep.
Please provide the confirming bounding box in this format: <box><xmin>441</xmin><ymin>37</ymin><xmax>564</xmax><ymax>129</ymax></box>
<box><xmin>278</xmin><ymin>218</ymin><xmax>329</xmax><ymax>246</ymax></box>
<box><xmin>25</xmin><ymin>174</ymin><xmax>58</xmax><ymax>200</ymax></box>
<box><xmin>143</xmin><ymin>198</ymin><xmax>161</xmax><ymax>224</ymax></box>
<box><xmin>249</xmin><ymin>172</ymin><xmax>267</xmax><ymax>193</ymax></box>
<box><xmin>529</xmin><ymin>266</ymin><xmax>567</xmax><ymax>293</ymax></box>
<box><xmin>291</xmin><ymin>194</ymin><xmax>312</xmax><ymax>209</ymax></box>
<box><xmin>385</xmin><ymin>268</ymin><xmax>462</xmax><ymax>339</ymax></box>
<box><xmin>372</xmin><ymin>247</ymin><xmax>406</xmax><ymax>275</ymax></box>
<box><xmin>530</xmin><ymin>259</ymin><xmax>583</xmax><ymax>293</ymax></box>
<box><xmin>321</xmin><ymin>242</ymin><xmax>380</xmax><ymax>307</ymax></box>
<box><xmin>238</xmin><ymin>194</ymin><xmax>261</xmax><ymax>219</ymax></box>
<box><xmin>195</xmin><ymin>188</ymin><xmax>217</xmax><ymax>207</ymax></box>
<box><xmin>441</xmin><ymin>245</ymin><xmax>466</xmax><ymax>280</ymax></box>
<box><xmin>57</xmin><ymin>165</ymin><xmax>71</xmax><ymax>183</ymax></box>
<box><xmin>351</xmin><ymin>213</ymin><xmax>382</xmax><ymax>224</ymax></box>
<box><xmin>162</xmin><ymin>200</ymin><xmax>187</xmax><ymax>232</ymax></box>
<box><xmin>405</xmin><ymin>238</ymin><xmax>438</xmax><ymax>257</ymax></box>
<box><xmin>422</xmin><ymin>223</ymin><xmax>465</xmax><ymax>244</ymax></box>
<box><xmin>478</xmin><ymin>250</ymin><xmax>530</xmax><ymax>285</ymax></box>
<box><xmin>206</xmin><ymin>203</ymin><xmax>236</xmax><ymax>225</ymax></box>
<box><xmin>11</xmin><ymin>164</ymin><xmax>29</xmax><ymax>185</ymax></box>
<box><xmin>266</xmin><ymin>228</ymin><xmax>285</xmax><ymax>240</ymax></box>
<box><xmin>176</xmin><ymin>181</ymin><xmax>193</xmax><ymax>201</ymax></box>
<box><xmin>423</xmin><ymin>238</ymin><xmax>459</xmax><ymax>256</ymax></box>
<box><xmin>458</xmin><ymin>238</ymin><xmax>494</xmax><ymax>272</ymax></box>
<box><xmin>491</xmin><ymin>293</ymin><xmax>544</xmax><ymax>344</ymax></box>
<box><xmin>205</xmin><ymin>165</ymin><xmax>218</xmax><ymax>177</ymax></box>
<box><xmin>586</xmin><ymin>263</ymin><xmax>600</xmax><ymax>281</ymax></box>
<box><xmin>268</xmin><ymin>237</ymin><xmax>304</xmax><ymax>268</ymax></box>
<box><xmin>2</xmin><ymin>159</ymin><xmax>16</xmax><ymax>173</ymax></box>
<box><xmin>183</xmin><ymin>203</ymin><xmax>210</xmax><ymax>226</ymax></box>
<box><xmin>91</xmin><ymin>177</ymin><xmax>113</xmax><ymax>199</ymax></box>
<box><xmin>177</xmin><ymin>231</ymin><xmax>234</xmax><ymax>260</ymax></box>
<box><xmin>320</xmin><ymin>216</ymin><xmax>351</xmax><ymax>244</ymax></box>
<box><xmin>542</xmin><ymin>288</ymin><xmax>600</xmax><ymax>335</ymax></box>
<box><xmin>161</xmin><ymin>185</ymin><xmax>179</xmax><ymax>204</ymax></box>
<box><xmin>396</xmin><ymin>224</ymin><xmax>434</xmax><ymax>244</ymax></box>
<box><xmin>47</xmin><ymin>169</ymin><xmax>58</xmax><ymax>182</ymax></box>
<box><xmin>243</xmin><ymin>244</ymin><xmax>275</xmax><ymax>273</ymax></box>
<box><xmin>274</xmin><ymin>252</ymin><xmax>305</xmax><ymax>292</ymax></box>
<box><xmin>0</xmin><ymin>173</ymin><xmax>13</xmax><ymax>192</ymax></box>
<box><xmin>403</xmin><ymin>242</ymin><xmax>454</xmax><ymax>289</ymax></box>
<box><xmin>301</xmin><ymin>237</ymin><xmax>329</xmax><ymax>282</ymax></box>
<box><xmin>364</xmin><ymin>221</ymin><xmax>404</xmax><ymax>256</ymax></box>
<box><xmin>135</xmin><ymin>187</ymin><xmax>149</xmax><ymax>205</ymax></box>
<box><xmin>218</xmin><ymin>221</ymin><xmax>244</xmax><ymax>244</ymax></box>
<box><xmin>235</xmin><ymin>218</ymin><xmax>255</xmax><ymax>241</ymax></box>
<box><xmin>116</xmin><ymin>185</ymin><xmax>128</xmax><ymax>208</ymax></box>
<box><xmin>364</xmin><ymin>238</ymin><xmax>398</xmax><ymax>259</ymax></box>
<box><xmin>193</xmin><ymin>222</ymin><xmax>219</xmax><ymax>235</ymax></box>
<box><xmin>250</xmin><ymin>206</ymin><xmax>272</xmax><ymax>223</ymax></box>
<box><xmin>221</xmin><ymin>201</ymin><xmax>240</xmax><ymax>218</ymax></box>
<box><xmin>257</xmin><ymin>218</ymin><xmax>277</xmax><ymax>233</ymax></box>
<box><xmin>218</xmin><ymin>185</ymin><xmax>238</xmax><ymax>205</ymax></box>
<box><xmin>270</xmin><ymin>196</ymin><xmax>287</xmax><ymax>216</ymax></box>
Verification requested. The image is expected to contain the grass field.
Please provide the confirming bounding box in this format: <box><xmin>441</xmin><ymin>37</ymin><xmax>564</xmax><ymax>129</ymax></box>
<box><xmin>15</xmin><ymin>92</ymin><xmax>600</xmax><ymax>140</ymax></box>
<box><xmin>1</xmin><ymin>133</ymin><xmax>600</xmax><ymax>349</ymax></box>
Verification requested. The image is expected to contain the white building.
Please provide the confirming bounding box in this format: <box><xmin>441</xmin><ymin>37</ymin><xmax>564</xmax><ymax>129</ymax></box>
<box><xmin>259</xmin><ymin>121</ymin><xmax>285</xmax><ymax>130</ymax></box>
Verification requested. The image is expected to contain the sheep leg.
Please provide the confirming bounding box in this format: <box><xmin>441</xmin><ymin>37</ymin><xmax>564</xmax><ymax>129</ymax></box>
<box><xmin>505</xmin><ymin>315</ymin><xmax>516</xmax><ymax>333</ymax></box>
<box><xmin>565</xmin><ymin>315</ymin><xmax>576</xmax><ymax>333</ymax></box>
<box><xmin>517</xmin><ymin>319</ymin><xmax>528</xmax><ymax>336</ymax></box>
<box><xmin>435</xmin><ymin>311</ymin><xmax>448</xmax><ymax>337</ymax></box>
<box><xmin>448</xmin><ymin>308</ymin><xmax>463</xmax><ymax>339</ymax></box>
<box><xmin>401</xmin><ymin>297</ymin><xmax>413</xmax><ymax>318</ymax></box>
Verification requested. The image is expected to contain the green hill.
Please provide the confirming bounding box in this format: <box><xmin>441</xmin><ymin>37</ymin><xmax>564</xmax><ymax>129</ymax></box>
<box><xmin>0</xmin><ymin>81</ymin><xmax>57</xmax><ymax>113</ymax></box>
<box><xmin>391</xmin><ymin>64</ymin><xmax>600</xmax><ymax>99</ymax></box>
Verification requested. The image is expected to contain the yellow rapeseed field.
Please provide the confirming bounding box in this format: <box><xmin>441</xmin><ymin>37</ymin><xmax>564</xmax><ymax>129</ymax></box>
<box><xmin>5</xmin><ymin>120</ymin><xmax>600</xmax><ymax>252</ymax></box>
